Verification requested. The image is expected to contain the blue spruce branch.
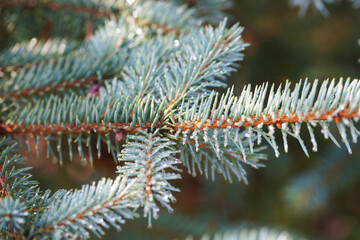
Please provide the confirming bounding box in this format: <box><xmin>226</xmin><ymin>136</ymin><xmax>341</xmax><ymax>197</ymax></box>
<box><xmin>0</xmin><ymin>0</ymin><xmax>359</xmax><ymax>238</ymax></box>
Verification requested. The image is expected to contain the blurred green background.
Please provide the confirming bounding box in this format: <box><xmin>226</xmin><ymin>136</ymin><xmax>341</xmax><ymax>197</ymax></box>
<box><xmin>2</xmin><ymin>0</ymin><xmax>360</xmax><ymax>239</ymax></box>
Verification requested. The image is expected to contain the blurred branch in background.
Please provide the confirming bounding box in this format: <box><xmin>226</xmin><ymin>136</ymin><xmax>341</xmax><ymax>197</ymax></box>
<box><xmin>284</xmin><ymin>146</ymin><xmax>360</xmax><ymax>215</ymax></box>
<box><xmin>289</xmin><ymin>0</ymin><xmax>360</xmax><ymax>16</ymax></box>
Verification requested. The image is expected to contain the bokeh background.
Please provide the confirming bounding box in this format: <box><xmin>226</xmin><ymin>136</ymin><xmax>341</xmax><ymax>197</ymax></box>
<box><xmin>1</xmin><ymin>0</ymin><xmax>360</xmax><ymax>239</ymax></box>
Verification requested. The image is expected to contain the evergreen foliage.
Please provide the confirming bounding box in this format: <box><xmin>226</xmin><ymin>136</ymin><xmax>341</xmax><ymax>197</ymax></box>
<box><xmin>117</xmin><ymin>130</ymin><xmax>181</xmax><ymax>227</ymax></box>
<box><xmin>0</xmin><ymin>0</ymin><xmax>359</xmax><ymax>239</ymax></box>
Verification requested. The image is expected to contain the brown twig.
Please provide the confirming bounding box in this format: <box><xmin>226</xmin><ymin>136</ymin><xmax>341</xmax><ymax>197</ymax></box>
<box><xmin>175</xmin><ymin>107</ymin><xmax>359</xmax><ymax>132</ymax></box>
<box><xmin>0</xmin><ymin>121</ymin><xmax>155</xmax><ymax>136</ymax></box>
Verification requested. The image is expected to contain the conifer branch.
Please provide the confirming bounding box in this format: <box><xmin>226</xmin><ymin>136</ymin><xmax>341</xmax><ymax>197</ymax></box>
<box><xmin>0</xmin><ymin>17</ymin><xmax>139</xmax><ymax>99</ymax></box>
<box><xmin>0</xmin><ymin>138</ymin><xmax>38</xmax><ymax>201</ymax></box>
<box><xmin>32</xmin><ymin>177</ymin><xmax>139</xmax><ymax>238</ymax></box>
<box><xmin>0</xmin><ymin>136</ymin><xmax>144</xmax><ymax>238</ymax></box>
<box><xmin>0</xmin><ymin>38</ymin><xmax>78</xmax><ymax>72</ymax></box>
<box><xmin>0</xmin><ymin>19</ymin><xmax>243</xmax><ymax>100</ymax></box>
<box><xmin>0</xmin><ymin>135</ymin><xmax>182</xmax><ymax>239</ymax></box>
<box><xmin>0</xmin><ymin>18</ymin><xmax>248</xmax><ymax>164</ymax></box>
<box><xmin>2</xmin><ymin>90</ymin><xmax>166</xmax><ymax>163</ymax></box>
<box><xmin>175</xmin><ymin>106</ymin><xmax>358</xmax><ymax>131</ymax></box>
<box><xmin>162</xmin><ymin>21</ymin><xmax>247</xmax><ymax>116</ymax></box>
<box><xmin>4</xmin><ymin>30</ymin><xmax>358</xmax><ymax>179</ymax></box>
<box><xmin>118</xmin><ymin>130</ymin><xmax>181</xmax><ymax>227</ymax></box>
<box><xmin>0</xmin><ymin>135</ymin><xmax>180</xmax><ymax>238</ymax></box>
<box><xmin>173</xmin><ymin>78</ymin><xmax>360</xmax><ymax>158</ymax></box>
